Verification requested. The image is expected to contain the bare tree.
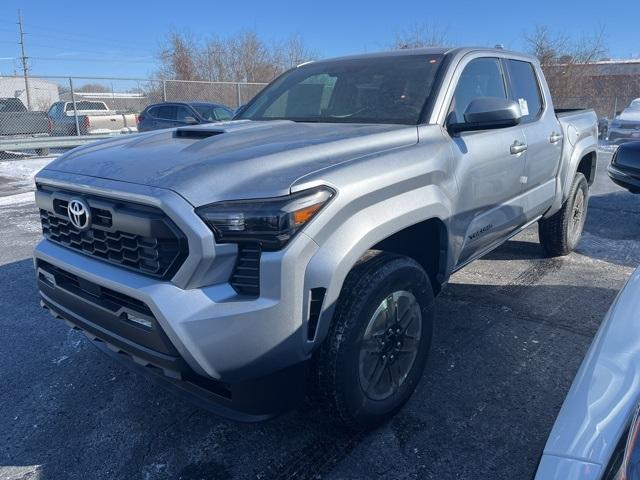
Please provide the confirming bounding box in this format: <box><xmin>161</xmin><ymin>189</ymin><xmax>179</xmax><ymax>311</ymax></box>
<box><xmin>158</xmin><ymin>32</ymin><xmax>201</xmax><ymax>81</ymax></box>
<box><xmin>525</xmin><ymin>25</ymin><xmax>607</xmax><ymax>66</ymax></box>
<box><xmin>391</xmin><ymin>23</ymin><xmax>449</xmax><ymax>49</ymax></box>
<box><xmin>524</xmin><ymin>25</ymin><xmax>569</xmax><ymax>66</ymax></box>
<box><xmin>157</xmin><ymin>30</ymin><xmax>316</xmax><ymax>83</ymax></box>
<box><xmin>525</xmin><ymin>25</ymin><xmax>611</xmax><ymax>114</ymax></box>
<box><xmin>75</xmin><ymin>83</ymin><xmax>111</xmax><ymax>93</ymax></box>
<box><xmin>276</xmin><ymin>34</ymin><xmax>318</xmax><ymax>70</ymax></box>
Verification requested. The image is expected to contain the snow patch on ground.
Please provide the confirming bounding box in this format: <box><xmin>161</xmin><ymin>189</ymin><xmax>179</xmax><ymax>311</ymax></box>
<box><xmin>0</xmin><ymin>191</ymin><xmax>35</xmax><ymax>207</ymax></box>
<box><xmin>0</xmin><ymin>157</ymin><xmax>55</xmax><ymax>197</ymax></box>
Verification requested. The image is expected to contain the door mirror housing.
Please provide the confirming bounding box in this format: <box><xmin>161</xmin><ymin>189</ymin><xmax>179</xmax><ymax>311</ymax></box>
<box><xmin>183</xmin><ymin>116</ymin><xmax>198</xmax><ymax>125</ymax></box>
<box><xmin>449</xmin><ymin>97</ymin><xmax>522</xmax><ymax>134</ymax></box>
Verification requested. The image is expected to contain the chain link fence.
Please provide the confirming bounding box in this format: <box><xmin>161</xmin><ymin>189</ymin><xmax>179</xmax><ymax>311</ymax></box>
<box><xmin>0</xmin><ymin>75</ymin><xmax>267</xmax><ymax>156</ymax></box>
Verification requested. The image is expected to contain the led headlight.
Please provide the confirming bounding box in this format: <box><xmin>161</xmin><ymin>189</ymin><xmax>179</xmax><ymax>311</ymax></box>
<box><xmin>196</xmin><ymin>186</ymin><xmax>335</xmax><ymax>251</ymax></box>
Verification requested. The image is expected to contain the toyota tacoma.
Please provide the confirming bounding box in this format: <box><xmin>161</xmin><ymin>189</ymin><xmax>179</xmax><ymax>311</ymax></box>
<box><xmin>33</xmin><ymin>47</ymin><xmax>598</xmax><ymax>428</ymax></box>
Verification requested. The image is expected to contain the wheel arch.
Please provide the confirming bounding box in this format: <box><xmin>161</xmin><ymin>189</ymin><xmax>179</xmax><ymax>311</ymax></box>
<box><xmin>302</xmin><ymin>193</ymin><xmax>451</xmax><ymax>353</ymax></box>
<box><xmin>546</xmin><ymin>139</ymin><xmax>598</xmax><ymax>218</ymax></box>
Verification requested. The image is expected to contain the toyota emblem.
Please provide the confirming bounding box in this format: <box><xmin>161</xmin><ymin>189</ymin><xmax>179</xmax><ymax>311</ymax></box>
<box><xmin>67</xmin><ymin>198</ymin><xmax>91</xmax><ymax>231</ymax></box>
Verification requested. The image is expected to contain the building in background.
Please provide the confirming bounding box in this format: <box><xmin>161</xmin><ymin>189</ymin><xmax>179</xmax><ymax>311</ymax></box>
<box><xmin>545</xmin><ymin>59</ymin><xmax>640</xmax><ymax>118</ymax></box>
<box><xmin>0</xmin><ymin>77</ymin><xmax>59</xmax><ymax>111</ymax></box>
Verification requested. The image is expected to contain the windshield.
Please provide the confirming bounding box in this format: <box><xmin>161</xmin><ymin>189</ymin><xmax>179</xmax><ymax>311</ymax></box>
<box><xmin>237</xmin><ymin>54</ymin><xmax>444</xmax><ymax>125</ymax></box>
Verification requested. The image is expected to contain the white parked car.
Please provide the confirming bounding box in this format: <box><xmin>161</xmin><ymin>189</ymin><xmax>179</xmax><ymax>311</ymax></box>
<box><xmin>535</xmin><ymin>267</ymin><xmax>640</xmax><ymax>479</ymax></box>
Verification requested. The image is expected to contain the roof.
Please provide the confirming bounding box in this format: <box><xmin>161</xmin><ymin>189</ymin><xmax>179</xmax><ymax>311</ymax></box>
<box><xmin>306</xmin><ymin>46</ymin><xmax>538</xmax><ymax>65</ymax></box>
<box><xmin>145</xmin><ymin>101</ymin><xmax>230</xmax><ymax>108</ymax></box>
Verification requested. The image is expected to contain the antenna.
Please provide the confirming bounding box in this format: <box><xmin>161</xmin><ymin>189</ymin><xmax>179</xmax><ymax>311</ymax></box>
<box><xmin>17</xmin><ymin>9</ymin><xmax>32</xmax><ymax>110</ymax></box>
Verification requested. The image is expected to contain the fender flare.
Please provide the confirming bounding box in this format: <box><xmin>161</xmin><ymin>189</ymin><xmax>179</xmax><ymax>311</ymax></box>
<box><xmin>301</xmin><ymin>184</ymin><xmax>451</xmax><ymax>353</ymax></box>
<box><xmin>546</xmin><ymin>136</ymin><xmax>597</xmax><ymax>218</ymax></box>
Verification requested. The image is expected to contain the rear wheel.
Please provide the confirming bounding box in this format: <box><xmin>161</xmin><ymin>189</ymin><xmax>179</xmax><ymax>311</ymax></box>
<box><xmin>317</xmin><ymin>251</ymin><xmax>434</xmax><ymax>429</ymax></box>
<box><xmin>538</xmin><ymin>173</ymin><xmax>589</xmax><ymax>256</ymax></box>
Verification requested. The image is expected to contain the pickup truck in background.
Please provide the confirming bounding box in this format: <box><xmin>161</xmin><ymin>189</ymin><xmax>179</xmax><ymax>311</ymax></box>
<box><xmin>33</xmin><ymin>47</ymin><xmax>598</xmax><ymax>428</ymax></box>
<box><xmin>47</xmin><ymin>100</ymin><xmax>138</xmax><ymax>136</ymax></box>
<box><xmin>0</xmin><ymin>97</ymin><xmax>49</xmax><ymax>137</ymax></box>
<box><xmin>0</xmin><ymin>97</ymin><xmax>50</xmax><ymax>156</ymax></box>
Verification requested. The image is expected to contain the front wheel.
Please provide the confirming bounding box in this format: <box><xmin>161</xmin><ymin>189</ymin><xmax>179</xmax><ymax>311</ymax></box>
<box><xmin>317</xmin><ymin>251</ymin><xmax>434</xmax><ymax>429</ymax></box>
<box><xmin>538</xmin><ymin>173</ymin><xmax>589</xmax><ymax>256</ymax></box>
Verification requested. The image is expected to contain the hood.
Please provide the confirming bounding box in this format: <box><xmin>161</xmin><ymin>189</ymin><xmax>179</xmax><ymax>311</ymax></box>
<box><xmin>44</xmin><ymin>120</ymin><xmax>417</xmax><ymax>206</ymax></box>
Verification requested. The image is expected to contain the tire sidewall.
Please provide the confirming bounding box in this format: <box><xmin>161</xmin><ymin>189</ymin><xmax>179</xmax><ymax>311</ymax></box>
<box><xmin>336</xmin><ymin>259</ymin><xmax>434</xmax><ymax>426</ymax></box>
<box><xmin>567</xmin><ymin>174</ymin><xmax>589</xmax><ymax>251</ymax></box>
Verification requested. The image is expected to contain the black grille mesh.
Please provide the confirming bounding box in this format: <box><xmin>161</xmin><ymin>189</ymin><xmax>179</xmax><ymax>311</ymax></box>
<box><xmin>39</xmin><ymin>190</ymin><xmax>188</xmax><ymax>279</ymax></box>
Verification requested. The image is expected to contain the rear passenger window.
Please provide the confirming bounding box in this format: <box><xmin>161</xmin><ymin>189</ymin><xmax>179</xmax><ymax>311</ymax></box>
<box><xmin>155</xmin><ymin>105</ymin><xmax>177</xmax><ymax>120</ymax></box>
<box><xmin>506</xmin><ymin>60</ymin><xmax>543</xmax><ymax>122</ymax></box>
<box><xmin>448</xmin><ymin>58</ymin><xmax>507</xmax><ymax>125</ymax></box>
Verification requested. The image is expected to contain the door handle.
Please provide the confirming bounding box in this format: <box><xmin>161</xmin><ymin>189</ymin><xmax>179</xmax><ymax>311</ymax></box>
<box><xmin>510</xmin><ymin>140</ymin><xmax>528</xmax><ymax>155</ymax></box>
<box><xmin>549</xmin><ymin>132</ymin><xmax>563</xmax><ymax>144</ymax></box>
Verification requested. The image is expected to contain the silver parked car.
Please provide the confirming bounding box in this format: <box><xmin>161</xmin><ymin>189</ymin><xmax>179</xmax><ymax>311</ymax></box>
<box><xmin>535</xmin><ymin>267</ymin><xmax>640</xmax><ymax>479</ymax></box>
<box><xmin>608</xmin><ymin>98</ymin><xmax>640</xmax><ymax>145</ymax></box>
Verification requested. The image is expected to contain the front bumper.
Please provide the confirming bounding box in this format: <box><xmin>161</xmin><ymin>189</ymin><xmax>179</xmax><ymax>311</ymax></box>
<box><xmin>33</xmin><ymin>172</ymin><xmax>323</xmax><ymax>420</ymax></box>
<box><xmin>40</xmin><ymin>292</ymin><xmax>305</xmax><ymax>421</ymax></box>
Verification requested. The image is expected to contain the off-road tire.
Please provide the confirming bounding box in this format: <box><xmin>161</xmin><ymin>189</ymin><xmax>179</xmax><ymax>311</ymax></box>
<box><xmin>317</xmin><ymin>251</ymin><xmax>434</xmax><ymax>429</ymax></box>
<box><xmin>538</xmin><ymin>173</ymin><xmax>589</xmax><ymax>256</ymax></box>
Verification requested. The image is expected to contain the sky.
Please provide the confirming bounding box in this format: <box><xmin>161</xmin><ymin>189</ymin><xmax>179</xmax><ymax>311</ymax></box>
<box><xmin>0</xmin><ymin>0</ymin><xmax>638</xmax><ymax>81</ymax></box>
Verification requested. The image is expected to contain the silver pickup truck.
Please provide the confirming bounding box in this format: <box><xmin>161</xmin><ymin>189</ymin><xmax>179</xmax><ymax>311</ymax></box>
<box><xmin>33</xmin><ymin>47</ymin><xmax>598</xmax><ymax>427</ymax></box>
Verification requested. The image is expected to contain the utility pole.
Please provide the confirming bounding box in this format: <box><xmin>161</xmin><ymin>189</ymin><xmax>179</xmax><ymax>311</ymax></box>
<box><xmin>17</xmin><ymin>9</ymin><xmax>32</xmax><ymax>110</ymax></box>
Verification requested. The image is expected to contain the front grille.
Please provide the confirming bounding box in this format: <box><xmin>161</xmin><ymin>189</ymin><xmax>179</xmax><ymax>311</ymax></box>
<box><xmin>37</xmin><ymin>186</ymin><xmax>188</xmax><ymax>279</ymax></box>
<box><xmin>230</xmin><ymin>243</ymin><xmax>261</xmax><ymax>296</ymax></box>
<box><xmin>38</xmin><ymin>260</ymin><xmax>152</xmax><ymax>317</ymax></box>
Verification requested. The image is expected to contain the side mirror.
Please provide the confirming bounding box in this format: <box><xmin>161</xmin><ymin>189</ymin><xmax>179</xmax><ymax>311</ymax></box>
<box><xmin>449</xmin><ymin>97</ymin><xmax>522</xmax><ymax>134</ymax></box>
<box><xmin>183</xmin><ymin>116</ymin><xmax>198</xmax><ymax>125</ymax></box>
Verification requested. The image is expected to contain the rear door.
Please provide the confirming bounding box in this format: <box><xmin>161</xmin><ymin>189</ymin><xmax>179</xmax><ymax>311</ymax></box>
<box><xmin>152</xmin><ymin>105</ymin><xmax>178</xmax><ymax>130</ymax></box>
<box><xmin>504</xmin><ymin>59</ymin><xmax>561</xmax><ymax>220</ymax></box>
<box><xmin>445</xmin><ymin>56</ymin><xmax>528</xmax><ymax>266</ymax></box>
<box><xmin>175</xmin><ymin>105</ymin><xmax>197</xmax><ymax>125</ymax></box>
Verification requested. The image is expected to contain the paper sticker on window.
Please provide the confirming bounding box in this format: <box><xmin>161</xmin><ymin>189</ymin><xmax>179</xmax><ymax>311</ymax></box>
<box><xmin>518</xmin><ymin>98</ymin><xmax>529</xmax><ymax>116</ymax></box>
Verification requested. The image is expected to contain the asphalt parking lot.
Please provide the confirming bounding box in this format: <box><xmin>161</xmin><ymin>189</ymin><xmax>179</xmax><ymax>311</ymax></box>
<box><xmin>0</xmin><ymin>149</ymin><xmax>638</xmax><ymax>480</ymax></box>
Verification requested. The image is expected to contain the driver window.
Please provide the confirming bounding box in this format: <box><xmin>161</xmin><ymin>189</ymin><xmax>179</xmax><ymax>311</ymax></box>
<box><xmin>448</xmin><ymin>58</ymin><xmax>507</xmax><ymax>125</ymax></box>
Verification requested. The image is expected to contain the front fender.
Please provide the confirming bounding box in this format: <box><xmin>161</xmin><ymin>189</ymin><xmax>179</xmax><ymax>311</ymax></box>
<box><xmin>301</xmin><ymin>183</ymin><xmax>452</xmax><ymax>353</ymax></box>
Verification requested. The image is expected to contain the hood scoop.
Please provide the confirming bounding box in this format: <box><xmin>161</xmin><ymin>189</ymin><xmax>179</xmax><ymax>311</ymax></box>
<box><xmin>174</xmin><ymin>128</ymin><xmax>225</xmax><ymax>140</ymax></box>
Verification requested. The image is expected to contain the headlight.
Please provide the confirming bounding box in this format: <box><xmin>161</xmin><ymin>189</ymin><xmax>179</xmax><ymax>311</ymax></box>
<box><xmin>196</xmin><ymin>186</ymin><xmax>334</xmax><ymax>251</ymax></box>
